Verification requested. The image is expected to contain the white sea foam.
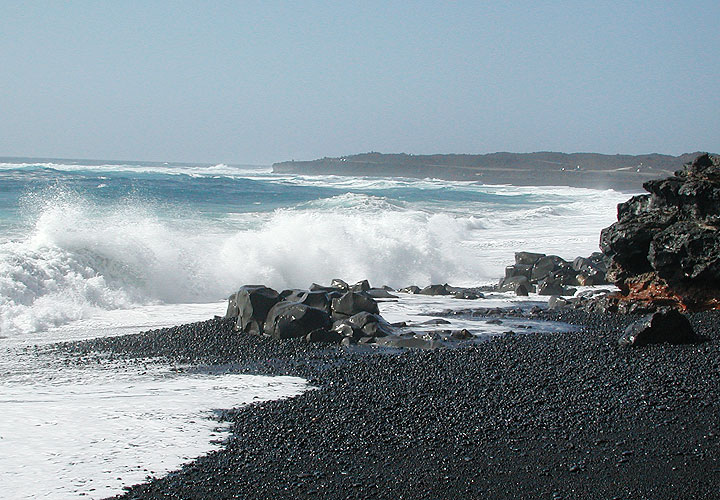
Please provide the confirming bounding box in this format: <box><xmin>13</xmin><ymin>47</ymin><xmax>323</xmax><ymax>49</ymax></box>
<box><xmin>0</xmin><ymin>184</ymin><xmax>628</xmax><ymax>337</ymax></box>
<box><xmin>0</xmin><ymin>354</ymin><xmax>308</xmax><ymax>500</ymax></box>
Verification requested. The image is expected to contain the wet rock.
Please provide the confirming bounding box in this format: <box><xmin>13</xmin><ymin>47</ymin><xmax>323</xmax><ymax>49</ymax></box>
<box><xmin>532</xmin><ymin>255</ymin><xmax>570</xmax><ymax>282</ymax></box>
<box><xmin>230</xmin><ymin>286</ymin><xmax>281</xmax><ymax>334</ymax></box>
<box><xmin>264</xmin><ymin>302</ymin><xmax>332</xmax><ymax>340</ymax></box>
<box><xmin>350</xmin><ymin>280</ymin><xmax>371</xmax><ymax>292</ymax></box>
<box><xmin>420</xmin><ymin>318</ymin><xmax>451</xmax><ymax>325</ymax></box>
<box><xmin>362</xmin><ymin>321</ymin><xmax>393</xmax><ymax>338</ymax></box>
<box><xmin>331</xmin><ymin>321</ymin><xmax>355</xmax><ymax>338</ymax></box>
<box><xmin>310</xmin><ymin>283</ymin><xmax>339</xmax><ymax>293</ymax></box>
<box><xmin>505</xmin><ymin>264</ymin><xmax>533</xmax><ymax>279</ymax></box>
<box><xmin>618</xmin><ymin>309</ymin><xmax>704</xmax><ymax>346</ymax></box>
<box><xmin>537</xmin><ymin>278</ymin><xmax>566</xmax><ymax>296</ymax></box>
<box><xmin>515</xmin><ymin>251</ymin><xmax>546</xmax><ymax>266</ymax></box>
<box><xmin>577</xmin><ymin>271</ymin><xmax>606</xmax><ymax>286</ymax></box>
<box><xmin>498</xmin><ymin>275</ymin><xmax>531</xmax><ymax>293</ymax></box>
<box><xmin>419</xmin><ymin>284</ymin><xmax>452</xmax><ymax>296</ymax></box>
<box><xmin>453</xmin><ymin>289</ymin><xmax>484</xmax><ymax>300</ymax></box>
<box><xmin>330</xmin><ymin>278</ymin><xmax>350</xmax><ymax>291</ymax></box>
<box><xmin>549</xmin><ymin>267</ymin><xmax>581</xmax><ymax>287</ymax></box>
<box><xmin>280</xmin><ymin>289</ymin><xmax>335</xmax><ymax>314</ymax></box>
<box><xmin>398</xmin><ymin>285</ymin><xmax>421</xmax><ymax>294</ymax></box>
<box><xmin>304</xmin><ymin>329</ymin><xmax>342</xmax><ymax>343</ymax></box>
<box><xmin>515</xmin><ymin>283</ymin><xmax>529</xmax><ymax>296</ymax></box>
<box><xmin>451</xmin><ymin>328</ymin><xmax>473</xmax><ymax>340</ymax></box>
<box><xmin>347</xmin><ymin>311</ymin><xmax>381</xmax><ymax>329</ymax></box>
<box><xmin>548</xmin><ymin>296</ymin><xmax>570</xmax><ymax>310</ymax></box>
<box><xmin>331</xmin><ymin>292</ymin><xmax>380</xmax><ymax>318</ymax></box>
<box><xmin>346</xmin><ymin>312</ymin><xmax>393</xmax><ymax>338</ymax></box>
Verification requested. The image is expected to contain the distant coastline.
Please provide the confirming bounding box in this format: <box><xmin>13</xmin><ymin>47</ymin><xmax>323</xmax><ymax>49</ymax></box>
<box><xmin>273</xmin><ymin>151</ymin><xmax>705</xmax><ymax>191</ymax></box>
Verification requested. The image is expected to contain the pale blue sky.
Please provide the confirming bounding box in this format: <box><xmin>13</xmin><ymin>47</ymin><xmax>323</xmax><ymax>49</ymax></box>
<box><xmin>1</xmin><ymin>1</ymin><xmax>718</xmax><ymax>164</ymax></box>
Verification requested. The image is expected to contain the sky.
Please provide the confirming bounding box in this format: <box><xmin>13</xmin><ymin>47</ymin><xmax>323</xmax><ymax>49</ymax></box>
<box><xmin>1</xmin><ymin>1</ymin><xmax>718</xmax><ymax>164</ymax></box>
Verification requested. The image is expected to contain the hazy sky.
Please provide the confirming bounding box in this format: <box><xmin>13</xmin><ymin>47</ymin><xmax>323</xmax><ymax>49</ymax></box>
<box><xmin>1</xmin><ymin>1</ymin><xmax>718</xmax><ymax>164</ymax></box>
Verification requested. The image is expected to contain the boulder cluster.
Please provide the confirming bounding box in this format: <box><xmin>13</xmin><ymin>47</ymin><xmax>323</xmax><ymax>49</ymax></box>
<box><xmin>497</xmin><ymin>251</ymin><xmax>609</xmax><ymax>297</ymax></box>
<box><xmin>600</xmin><ymin>153</ymin><xmax>720</xmax><ymax>311</ymax></box>
<box><xmin>225</xmin><ymin>280</ymin><xmax>451</xmax><ymax>346</ymax></box>
<box><xmin>226</xmin><ymin>280</ymin><xmax>388</xmax><ymax>345</ymax></box>
<box><xmin>396</xmin><ymin>283</ymin><xmax>485</xmax><ymax>299</ymax></box>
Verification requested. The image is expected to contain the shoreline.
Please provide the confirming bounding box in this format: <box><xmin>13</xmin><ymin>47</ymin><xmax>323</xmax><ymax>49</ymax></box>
<box><xmin>53</xmin><ymin>307</ymin><xmax>720</xmax><ymax>499</ymax></box>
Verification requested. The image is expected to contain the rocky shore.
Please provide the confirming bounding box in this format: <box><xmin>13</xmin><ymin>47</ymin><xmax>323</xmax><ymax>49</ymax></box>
<box><xmin>55</xmin><ymin>308</ymin><xmax>720</xmax><ymax>500</ymax></box>
<box><xmin>49</xmin><ymin>153</ymin><xmax>720</xmax><ymax>498</ymax></box>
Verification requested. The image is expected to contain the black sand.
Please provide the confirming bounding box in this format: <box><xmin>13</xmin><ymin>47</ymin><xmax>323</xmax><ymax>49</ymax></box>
<box><xmin>56</xmin><ymin>310</ymin><xmax>720</xmax><ymax>499</ymax></box>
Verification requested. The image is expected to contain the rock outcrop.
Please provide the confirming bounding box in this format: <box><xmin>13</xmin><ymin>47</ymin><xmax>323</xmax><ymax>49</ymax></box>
<box><xmin>600</xmin><ymin>154</ymin><xmax>720</xmax><ymax>311</ymax></box>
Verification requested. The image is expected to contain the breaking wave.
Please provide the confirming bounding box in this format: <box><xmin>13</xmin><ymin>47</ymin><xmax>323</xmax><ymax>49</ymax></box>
<box><xmin>0</xmin><ymin>180</ymin><xmax>626</xmax><ymax>336</ymax></box>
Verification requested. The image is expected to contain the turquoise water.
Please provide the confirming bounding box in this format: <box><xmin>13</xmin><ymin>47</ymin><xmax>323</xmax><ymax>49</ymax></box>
<box><xmin>0</xmin><ymin>157</ymin><xmax>628</xmax><ymax>337</ymax></box>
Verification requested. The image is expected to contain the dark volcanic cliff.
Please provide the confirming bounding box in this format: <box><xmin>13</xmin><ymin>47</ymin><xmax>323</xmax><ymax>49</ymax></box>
<box><xmin>273</xmin><ymin>151</ymin><xmax>702</xmax><ymax>191</ymax></box>
<box><xmin>600</xmin><ymin>153</ymin><xmax>720</xmax><ymax>311</ymax></box>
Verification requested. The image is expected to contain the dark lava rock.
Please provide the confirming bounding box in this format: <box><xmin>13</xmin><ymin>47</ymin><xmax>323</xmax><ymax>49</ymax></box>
<box><xmin>452</xmin><ymin>289</ymin><xmax>484</xmax><ymax>300</ymax></box>
<box><xmin>515</xmin><ymin>283</ymin><xmax>529</xmax><ymax>296</ymax></box>
<box><xmin>280</xmin><ymin>289</ymin><xmax>335</xmax><ymax>314</ymax></box>
<box><xmin>331</xmin><ymin>321</ymin><xmax>355</xmax><ymax>337</ymax></box>
<box><xmin>600</xmin><ymin>153</ymin><xmax>720</xmax><ymax>310</ymax></box>
<box><xmin>619</xmin><ymin>309</ymin><xmax>705</xmax><ymax>346</ymax></box>
<box><xmin>451</xmin><ymin>328</ymin><xmax>473</xmax><ymax>340</ymax></box>
<box><xmin>309</xmin><ymin>283</ymin><xmax>338</xmax><ymax>293</ymax></box>
<box><xmin>532</xmin><ymin>255</ymin><xmax>570</xmax><ymax>282</ymax></box>
<box><xmin>304</xmin><ymin>329</ymin><xmax>342</xmax><ymax>343</ymax></box>
<box><xmin>362</xmin><ymin>321</ymin><xmax>393</xmax><ymax>338</ymax></box>
<box><xmin>398</xmin><ymin>285</ymin><xmax>421</xmax><ymax>294</ymax></box>
<box><xmin>331</xmin><ymin>291</ymin><xmax>380</xmax><ymax>318</ymax></box>
<box><xmin>264</xmin><ymin>302</ymin><xmax>331</xmax><ymax>340</ymax></box>
<box><xmin>505</xmin><ymin>263</ymin><xmax>533</xmax><ymax>279</ymax></box>
<box><xmin>420</xmin><ymin>318</ymin><xmax>452</xmax><ymax>325</ymax></box>
<box><xmin>576</xmin><ymin>271</ymin><xmax>606</xmax><ymax>286</ymax></box>
<box><xmin>515</xmin><ymin>251</ymin><xmax>546</xmax><ymax>266</ymax></box>
<box><xmin>347</xmin><ymin>311</ymin><xmax>381</xmax><ymax>329</ymax></box>
<box><xmin>537</xmin><ymin>278</ymin><xmax>566</xmax><ymax>296</ymax></box>
<box><xmin>419</xmin><ymin>284</ymin><xmax>452</xmax><ymax>296</ymax></box>
<box><xmin>498</xmin><ymin>275</ymin><xmax>531</xmax><ymax>293</ymax></box>
<box><xmin>347</xmin><ymin>312</ymin><xmax>393</xmax><ymax>338</ymax></box>
<box><xmin>229</xmin><ymin>285</ymin><xmax>281</xmax><ymax>334</ymax></box>
<box><xmin>351</xmin><ymin>279</ymin><xmax>371</xmax><ymax>292</ymax></box>
<box><xmin>330</xmin><ymin>278</ymin><xmax>350</xmax><ymax>290</ymax></box>
<box><xmin>548</xmin><ymin>296</ymin><xmax>568</xmax><ymax>309</ymax></box>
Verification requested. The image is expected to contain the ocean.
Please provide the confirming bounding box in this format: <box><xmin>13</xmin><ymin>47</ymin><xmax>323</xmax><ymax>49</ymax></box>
<box><xmin>0</xmin><ymin>158</ymin><xmax>630</xmax><ymax>498</ymax></box>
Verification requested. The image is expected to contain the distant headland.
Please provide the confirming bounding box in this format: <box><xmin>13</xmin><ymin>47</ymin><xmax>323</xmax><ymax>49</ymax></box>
<box><xmin>273</xmin><ymin>151</ymin><xmax>706</xmax><ymax>191</ymax></box>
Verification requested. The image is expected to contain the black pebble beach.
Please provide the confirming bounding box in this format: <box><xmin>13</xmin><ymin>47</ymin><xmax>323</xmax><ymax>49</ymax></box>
<box><xmin>57</xmin><ymin>310</ymin><xmax>720</xmax><ymax>500</ymax></box>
